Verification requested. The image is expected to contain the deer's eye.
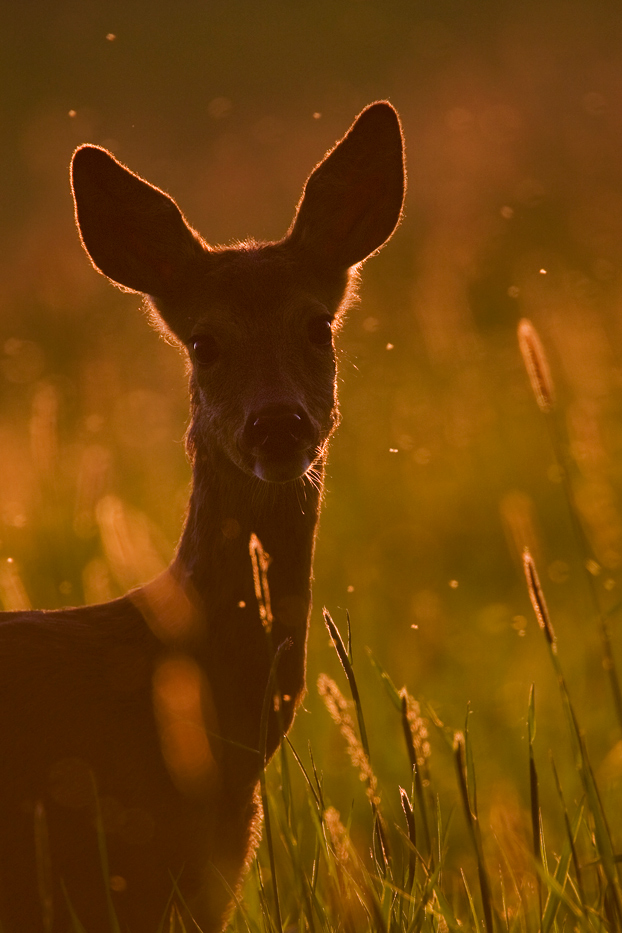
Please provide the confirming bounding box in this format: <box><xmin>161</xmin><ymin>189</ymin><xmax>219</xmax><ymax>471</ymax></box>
<box><xmin>192</xmin><ymin>334</ymin><xmax>219</xmax><ymax>367</ymax></box>
<box><xmin>307</xmin><ymin>316</ymin><xmax>333</xmax><ymax>346</ymax></box>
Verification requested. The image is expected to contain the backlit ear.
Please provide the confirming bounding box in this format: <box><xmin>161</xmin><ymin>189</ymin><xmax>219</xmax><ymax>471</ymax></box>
<box><xmin>71</xmin><ymin>145</ymin><xmax>204</xmax><ymax>297</ymax></box>
<box><xmin>287</xmin><ymin>102</ymin><xmax>405</xmax><ymax>271</ymax></box>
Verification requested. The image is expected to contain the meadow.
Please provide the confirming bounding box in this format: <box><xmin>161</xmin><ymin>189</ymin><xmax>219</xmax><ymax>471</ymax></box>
<box><xmin>3</xmin><ymin>1</ymin><xmax>622</xmax><ymax>929</ymax></box>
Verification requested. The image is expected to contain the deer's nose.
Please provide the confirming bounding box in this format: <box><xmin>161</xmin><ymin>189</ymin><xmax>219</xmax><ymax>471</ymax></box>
<box><xmin>243</xmin><ymin>407</ymin><xmax>315</xmax><ymax>459</ymax></box>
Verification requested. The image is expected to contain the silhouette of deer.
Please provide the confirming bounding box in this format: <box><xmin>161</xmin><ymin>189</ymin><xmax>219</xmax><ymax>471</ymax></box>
<box><xmin>0</xmin><ymin>102</ymin><xmax>405</xmax><ymax>932</ymax></box>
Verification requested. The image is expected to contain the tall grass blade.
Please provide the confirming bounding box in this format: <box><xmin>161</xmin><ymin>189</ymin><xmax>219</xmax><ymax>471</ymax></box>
<box><xmin>400</xmin><ymin>787</ymin><xmax>417</xmax><ymax>891</ymax></box>
<box><xmin>539</xmin><ymin>869</ymin><xmax>590</xmax><ymax>931</ymax></box>
<box><xmin>404</xmin><ymin>863</ymin><xmax>441</xmax><ymax>933</ymax></box>
<box><xmin>464</xmin><ymin>706</ymin><xmax>478</xmax><ymax>819</ymax></box>
<box><xmin>541</xmin><ymin>800</ymin><xmax>585</xmax><ymax>933</ymax></box>
<box><xmin>306</xmin><ymin>742</ymin><xmax>325</xmax><ymax>813</ymax></box>
<box><xmin>33</xmin><ymin>800</ymin><xmax>54</xmax><ymax>933</ymax></box>
<box><xmin>323</xmin><ymin>610</ymin><xmax>390</xmax><ymax>866</ymax></box>
<box><xmin>323</xmin><ymin>609</ymin><xmax>370</xmax><ymax>758</ymax></box>
<box><xmin>527</xmin><ymin>685</ymin><xmax>543</xmax><ymax>921</ymax></box>
<box><xmin>551</xmin><ymin>755</ymin><xmax>585</xmax><ymax>904</ymax></box>
<box><xmin>257</xmin><ymin>639</ymin><xmax>289</xmax><ymax>933</ymax></box>
<box><xmin>89</xmin><ymin>772</ymin><xmax>121</xmax><ymax>933</ymax></box>
<box><xmin>208</xmin><ymin>860</ymin><xmax>259</xmax><ymax>933</ymax></box>
<box><xmin>366</xmin><ymin>647</ymin><xmax>403</xmax><ymax>711</ymax></box>
<box><xmin>461</xmin><ymin>868</ymin><xmax>484</xmax><ymax>933</ymax></box>
<box><xmin>253</xmin><ymin>859</ymin><xmax>275</xmax><ymax>933</ymax></box>
<box><xmin>523</xmin><ymin>549</ymin><xmax>622</xmax><ymax>922</ymax></box>
<box><xmin>518</xmin><ymin>319</ymin><xmax>622</xmax><ymax>736</ymax></box>
<box><xmin>454</xmin><ymin>732</ymin><xmax>495</xmax><ymax>933</ymax></box>
<box><xmin>285</xmin><ymin>738</ymin><xmax>322</xmax><ymax>812</ymax></box>
<box><xmin>555</xmin><ymin>438</ymin><xmax>622</xmax><ymax>736</ymax></box>
<box><xmin>404</xmin><ymin>710</ymin><xmax>434</xmax><ymax>864</ymax></box>
<box><xmin>60</xmin><ymin>880</ymin><xmax>87</xmax><ymax>933</ymax></box>
<box><xmin>432</xmin><ymin>884</ymin><xmax>466</xmax><ymax>932</ymax></box>
<box><xmin>552</xmin><ymin>640</ymin><xmax>620</xmax><ymax>913</ymax></box>
<box><xmin>368</xmin><ymin>647</ymin><xmax>434</xmax><ymax>864</ymax></box>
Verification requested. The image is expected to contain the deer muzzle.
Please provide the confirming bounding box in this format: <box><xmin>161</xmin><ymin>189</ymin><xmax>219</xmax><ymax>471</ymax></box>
<box><xmin>242</xmin><ymin>406</ymin><xmax>318</xmax><ymax>482</ymax></box>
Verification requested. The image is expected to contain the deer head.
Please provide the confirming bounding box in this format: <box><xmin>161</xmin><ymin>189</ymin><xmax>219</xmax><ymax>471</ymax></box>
<box><xmin>71</xmin><ymin>103</ymin><xmax>405</xmax><ymax>485</ymax></box>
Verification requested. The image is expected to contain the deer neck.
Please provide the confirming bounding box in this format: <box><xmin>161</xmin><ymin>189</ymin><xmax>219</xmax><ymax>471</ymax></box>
<box><xmin>162</xmin><ymin>439</ymin><xmax>323</xmax><ymax>765</ymax></box>
<box><xmin>176</xmin><ymin>442</ymin><xmax>322</xmax><ymax>601</ymax></box>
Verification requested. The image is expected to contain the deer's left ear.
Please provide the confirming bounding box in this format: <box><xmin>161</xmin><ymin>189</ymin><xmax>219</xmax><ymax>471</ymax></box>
<box><xmin>287</xmin><ymin>102</ymin><xmax>405</xmax><ymax>271</ymax></box>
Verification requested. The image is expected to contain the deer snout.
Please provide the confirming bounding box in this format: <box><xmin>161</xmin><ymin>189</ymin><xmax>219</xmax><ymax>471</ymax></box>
<box><xmin>242</xmin><ymin>406</ymin><xmax>318</xmax><ymax>482</ymax></box>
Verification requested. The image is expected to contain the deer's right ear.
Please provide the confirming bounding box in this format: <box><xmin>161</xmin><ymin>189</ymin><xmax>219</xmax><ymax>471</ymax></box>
<box><xmin>71</xmin><ymin>146</ymin><xmax>204</xmax><ymax>297</ymax></box>
<box><xmin>287</xmin><ymin>102</ymin><xmax>405</xmax><ymax>271</ymax></box>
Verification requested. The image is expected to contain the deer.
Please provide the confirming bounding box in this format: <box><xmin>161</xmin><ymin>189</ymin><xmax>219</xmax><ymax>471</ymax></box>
<box><xmin>0</xmin><ymin>101</ymin><xmax>405</xmax><ymax>932</ymax></box>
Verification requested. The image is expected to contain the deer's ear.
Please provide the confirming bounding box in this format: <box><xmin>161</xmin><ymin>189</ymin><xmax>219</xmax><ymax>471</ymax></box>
<box><xmin>71</xmin><ymin>145</ymin><xmax>204</xmax><ymax>297</ymax></box>
<box><xmin>287</xmin><ymin>102</ymin><xmax>405</xmax><ymax>271</ymax></box>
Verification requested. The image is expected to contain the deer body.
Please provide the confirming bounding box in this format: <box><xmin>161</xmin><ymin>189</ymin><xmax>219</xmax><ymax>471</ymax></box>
<box><xmin>0</xmin><ymin>103</ymin><xmax>404</xmax><ymax>931</ymax></box>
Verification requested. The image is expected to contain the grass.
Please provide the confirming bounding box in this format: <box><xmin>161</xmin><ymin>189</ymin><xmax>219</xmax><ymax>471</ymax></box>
<box><xmin>216</xmin><ymin>319</ymin><xmax>622</xmax><ymax>933</ymax></box>
<box><xmin>4</xmin><ymin>298</ymin><xmax>622</xmax><ymax>931</ymax></box>
<box><xmin>81</xmin><ymin>587</ymin><xmax>622</xmax><ymax>933</ymax></box>
<box><xmin>5</xmin><ymin>6</ymin><xmax>622</xmax><ymax>929</ymax></box>
<box><xmin>225</xmin><ymin>576</ymin><xmax>622</xmax><ymax>932</ymax></box>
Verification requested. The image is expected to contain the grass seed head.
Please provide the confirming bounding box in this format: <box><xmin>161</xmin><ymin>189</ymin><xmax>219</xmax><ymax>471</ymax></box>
<box><xmin>399</xmin><ymin>687</ymin><xmax>430</xmax><ymax>762</ymax></box>
<box><xmin>518</xmin><ymin>318</ymin><xmax>555</xmax><ymax>414</ymax></box>
<box><xmin>324</xmin><ymin>806</ymin><xmax>351</xmax><ymax>866</ymax></box>
<box><xmin>318</xmin><ymin>673</ymin><xmax>381</xmax><ymax>806</ymax></box>
<box><xmin>522</xmin><ymin>547</ymin><xmax>556</xmax><ymax>646</ymax></box>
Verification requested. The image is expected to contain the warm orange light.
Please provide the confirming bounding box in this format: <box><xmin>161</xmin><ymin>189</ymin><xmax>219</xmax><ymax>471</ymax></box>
<box><xmin>152</xmin><ymin>655</ymin><xmax>219</xmax><ymax>797</ymax></box>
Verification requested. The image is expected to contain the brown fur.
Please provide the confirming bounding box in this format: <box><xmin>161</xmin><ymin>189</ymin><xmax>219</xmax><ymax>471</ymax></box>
<box><xmin>0</xmin><ymin>103</ymin><xmax>404</xmax><ymax>931</ymax></box>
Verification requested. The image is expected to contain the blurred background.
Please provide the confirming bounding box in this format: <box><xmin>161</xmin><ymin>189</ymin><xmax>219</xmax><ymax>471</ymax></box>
<box><xmin>3</xmin><ymin>0</ymin><xmax>622</xmax><ymax>870</ymax></box>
